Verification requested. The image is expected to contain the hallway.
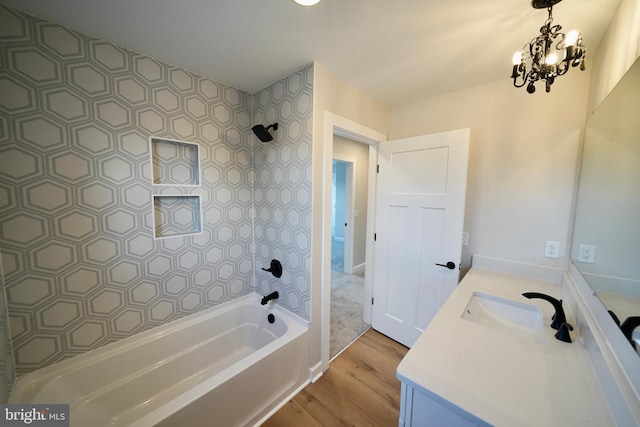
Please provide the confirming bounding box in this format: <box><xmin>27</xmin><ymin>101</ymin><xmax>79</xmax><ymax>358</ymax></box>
<box><xmin>330</xmin><ymin>237</ymin><xmax>369</xmax><ymax>358</ymax></box>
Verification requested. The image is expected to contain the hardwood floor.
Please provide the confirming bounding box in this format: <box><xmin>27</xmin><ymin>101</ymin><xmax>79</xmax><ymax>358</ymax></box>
<box><xmin>262</xmin><ymin>329</ymin><xmax>409</xmax><ymax>427</ymax></box>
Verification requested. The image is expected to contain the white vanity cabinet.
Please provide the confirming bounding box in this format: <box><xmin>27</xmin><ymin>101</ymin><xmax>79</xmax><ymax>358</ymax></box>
<box><xmin>395</xmin><ymin>268</ymin><xmax>615</xmax><ymax>427</ymax></box>
<box><xmin>399</xmin><ymin>382</ymin><xmax>488</xmax><ymax>427</ymax></box>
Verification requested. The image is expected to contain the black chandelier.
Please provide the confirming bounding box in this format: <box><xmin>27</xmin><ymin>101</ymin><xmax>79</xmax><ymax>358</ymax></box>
<box><xmin>511</xmin><ymin>0</ymin><xmax>586</xmax><ymax>93</ymax></box>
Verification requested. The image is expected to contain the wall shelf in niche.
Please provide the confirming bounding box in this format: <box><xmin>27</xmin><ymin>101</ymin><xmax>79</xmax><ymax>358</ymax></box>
<box><xmin>150</xmin><ymin>137</ymin><xmax>201</xmax><ymax>239</ymax></box>
<box><xmin>150</xmin><ymin>137</ymin><xmax>200</xmax><ymax>186</ymax></box>
<box><xmin>153</xmin><ymin>195</ymin><xmax>202</xmax><ymax>239</ymax></box>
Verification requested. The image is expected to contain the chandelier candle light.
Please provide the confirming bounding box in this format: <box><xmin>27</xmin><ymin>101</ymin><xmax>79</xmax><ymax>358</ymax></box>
<box><xmin>511</xmin><ymin>0</ymin><xmax>586</xmax><ymax>93</ymax></box>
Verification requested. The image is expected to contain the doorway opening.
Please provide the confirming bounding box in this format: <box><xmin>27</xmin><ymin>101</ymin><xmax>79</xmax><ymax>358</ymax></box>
<box><xmin>320</xmin><ymin>113</ymin><xmax>386</xmax><ymax>372</ymax></box>
<box><xmin>330</xmin><ymin>149</ymin><xmax>369</xmax><ymax>359</ymax></box>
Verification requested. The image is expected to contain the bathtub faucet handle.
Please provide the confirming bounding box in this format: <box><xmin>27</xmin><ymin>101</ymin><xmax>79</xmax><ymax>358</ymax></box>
<box><xmin>261</xmin><ymin>259</ymin><xmax>283</xmax><ymax>278</ymax></box>
<box><xmin>261</xmin><ymin>291</ymin><xmax>279</xmax><ymax>305</ymax></box>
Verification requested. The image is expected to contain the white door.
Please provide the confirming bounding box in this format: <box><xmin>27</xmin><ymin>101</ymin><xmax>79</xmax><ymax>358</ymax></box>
<box><xmin>371</xmin><ymin>129</ymin><xmax>470</xmax><ymax>347</ymax></box>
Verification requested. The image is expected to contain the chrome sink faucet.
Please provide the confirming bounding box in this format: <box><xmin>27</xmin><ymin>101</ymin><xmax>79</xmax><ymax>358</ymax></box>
<box><xmin>522</xmin><ymin>292</ymin><xmax>574</xmax><ymax>343</ymax></box>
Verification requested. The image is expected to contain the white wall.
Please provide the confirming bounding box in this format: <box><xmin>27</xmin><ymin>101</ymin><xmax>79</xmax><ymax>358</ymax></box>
<box><xmin>311</xmin><ymin>64</ymin><xmax>387</xmax><ymax>371</ymax></box>
<box><xmin>388</xmin><ymin>71</ymin><xmax>592</xmax><ymax>272</ymax></box>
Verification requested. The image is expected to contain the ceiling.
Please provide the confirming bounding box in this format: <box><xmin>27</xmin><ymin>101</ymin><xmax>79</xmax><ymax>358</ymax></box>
<box><xmin>0</xmin><ymin>0</ymin><xmax>620</xmax><ymax>107</ymax></box>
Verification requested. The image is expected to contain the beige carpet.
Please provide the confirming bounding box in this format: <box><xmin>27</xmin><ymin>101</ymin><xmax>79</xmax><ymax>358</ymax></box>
<box><xmin>330</xmin><ymin>269</ymin><xmax>369</xmax><ymax>358</ymax></box>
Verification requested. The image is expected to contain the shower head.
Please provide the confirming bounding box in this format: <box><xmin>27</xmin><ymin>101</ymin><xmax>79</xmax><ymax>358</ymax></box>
<box><xmin>252</xmin><ymin>123</ymin><xmax>279</xmax><ymax>142</ymax></box>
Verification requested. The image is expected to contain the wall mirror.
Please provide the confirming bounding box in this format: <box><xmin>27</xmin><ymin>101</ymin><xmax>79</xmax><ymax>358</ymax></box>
<box><xmin>571</xmin><ymin>57</ymin><xmax>640</xmax><ymax>357</ymax></box>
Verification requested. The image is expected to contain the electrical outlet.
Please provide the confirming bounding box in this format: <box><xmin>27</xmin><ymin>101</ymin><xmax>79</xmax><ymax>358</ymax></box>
<box><xmin>544</xmin><ymin>241</ymin><xmax>560</xmax><ymax>258</ymax></box>
<box><xmin>578</xmin><ymin>244</ymin><xmax>596</xmax><ymax>263</ymax></box>
<box><xmin>462</xmin><ymin>232</ymin><xmax>469</xmax><ymax>247</ymax></box>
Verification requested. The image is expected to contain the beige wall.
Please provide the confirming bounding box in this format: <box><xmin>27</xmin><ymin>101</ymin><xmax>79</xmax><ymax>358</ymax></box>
<box><xmin>310</xmin><ymin>64</ymin><xmax>387</xmax><ymax>369</ymax></box>
<box><xmin>587</xmin><ymin>0</ymin><xmax>640</xmax><ymax>113</ymax></box>
<box><xmin>333</xmin><ymin>135</ymin><xmax>370</xmax><ymax>268</ymax></box>
<box><xmin>312</xmin><ymin>65</ymin><xmax>388</xmax><ymax>134</ymax></box>
<box><xmin>388</xmin><ymin>71</ymin><xmax>591</xmax><ymax>272</ymax></box>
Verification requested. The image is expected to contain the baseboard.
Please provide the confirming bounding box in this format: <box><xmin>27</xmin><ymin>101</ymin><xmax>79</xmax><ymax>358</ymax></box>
<box><xmin>352</xmin><ymin>263</ymin><xmax>365</xmax><ymax>275</ymax></box>
<box><xmin>309</xmin><ymin>361</ymin><xmax>323</xmax><ymax>383</ymax></box>
<box><xmin>471</xmin><ymin>255</ymin><xmax>563</xmax><ymax>284</ymax></box>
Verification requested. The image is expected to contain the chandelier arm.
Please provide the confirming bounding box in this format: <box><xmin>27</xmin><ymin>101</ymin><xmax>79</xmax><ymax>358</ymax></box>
<box><xmin>549</xmin><ymin>25</ymin><xmax>563</xmax><ymax>47</ymax></box>
<box><xmin>513</xmin><ymin>76</ymin><xmax>529</xmax><ymax>88</ymax></box>
<box><xmin>511</xmin><ymin>64</ymin><xmax>531</xmax><ymax>88</ymax></box>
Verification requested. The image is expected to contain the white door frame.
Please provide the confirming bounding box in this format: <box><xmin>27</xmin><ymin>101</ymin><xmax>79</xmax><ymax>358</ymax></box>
<box><xmin>332</xmin><ymin>155</ymin><xmax>356</xmax><ymax>274</ymax></box>
<box><xmin>321</xmin><ymin>112</ymin><xmax>386</xmax><ymax>372</ymax></box>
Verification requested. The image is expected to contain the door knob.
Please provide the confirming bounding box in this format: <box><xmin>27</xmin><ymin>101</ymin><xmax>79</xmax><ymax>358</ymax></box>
<box><xmin>435</xmin><ymin>261</ymin><xmax>456</xmax><ymax>270</ymax></box>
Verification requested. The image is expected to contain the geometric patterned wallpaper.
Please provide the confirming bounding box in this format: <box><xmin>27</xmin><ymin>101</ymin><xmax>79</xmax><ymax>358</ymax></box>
<box><xmin>0</xmin><ymin>3</ymin><xmax>313</xmax><ymax>385</ymax></box>
<box><xmin>252</xmin><ymin>66</ymin><xmax>314</xmax><ymax>320</ymax></box>
<box><xmin>0</xmin><ymin>2</ymin><xmax>254</xmax><ymax>375</ymax></box>
<box><xmin>0</xmin><ymin>267</ymin><xmax>13</xmax><ymax>404</ymax></box>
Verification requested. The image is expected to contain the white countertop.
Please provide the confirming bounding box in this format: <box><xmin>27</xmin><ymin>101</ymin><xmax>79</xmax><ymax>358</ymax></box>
<box><xmin>396</xmin><ymin>268</ymin><xmax>615</xmax><ymax>426</ymax></box>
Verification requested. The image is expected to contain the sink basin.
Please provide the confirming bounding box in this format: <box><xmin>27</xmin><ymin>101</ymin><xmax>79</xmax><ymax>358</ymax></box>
<box><xmin>462</xmin><ymin>292</ymin><xmax>545</xmax><ymax>344</ymax></box>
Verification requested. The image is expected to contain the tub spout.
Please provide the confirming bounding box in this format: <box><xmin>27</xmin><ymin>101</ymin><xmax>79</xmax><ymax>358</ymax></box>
<box><xmin>261</xmin><ymin>291</ymin><xmax>279</xmax><ymax>305</ymax></box>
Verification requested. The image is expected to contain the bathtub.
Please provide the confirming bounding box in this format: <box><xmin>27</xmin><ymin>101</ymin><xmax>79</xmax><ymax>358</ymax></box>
<box><xmin>9</xmin><ymin>293</ymin><xmax>310</xmax><ymax>426</ymax></box>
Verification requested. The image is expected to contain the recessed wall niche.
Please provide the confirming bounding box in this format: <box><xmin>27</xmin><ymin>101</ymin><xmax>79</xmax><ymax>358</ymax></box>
<box><xmin>150</xmin><ymin>137</ymin><xmax>202</xmax><ymax>239</ymax></box>
<box><xmin>153</xmin><ymin>195</ymin><xmax>202</xmax><ymax>238</ymax></box>
<box><xmin>150</xmin><ymin>137</ymin><xmax>200</xmax><ymax>186</ymax></box>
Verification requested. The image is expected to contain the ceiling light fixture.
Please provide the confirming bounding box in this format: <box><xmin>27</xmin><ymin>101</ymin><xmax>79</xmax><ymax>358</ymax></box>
<box><xmin>511</xmin><ymin>0</ymin><xmax>586</xmax><ymax>94</ymax></box>
<box><xmin>293</xmin><ymin>0</ymin><xmax>321</xmax><ymax>6</ymax></box>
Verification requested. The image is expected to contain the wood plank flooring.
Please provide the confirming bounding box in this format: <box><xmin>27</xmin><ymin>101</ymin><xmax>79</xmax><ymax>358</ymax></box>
<box><xmin>262</xmin><ymin>328</ymin><xmax>409</xmax><ymax>427</ymax></box>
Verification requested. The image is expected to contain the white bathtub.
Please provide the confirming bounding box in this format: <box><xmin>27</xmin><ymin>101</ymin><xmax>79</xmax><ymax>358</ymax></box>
<box><xmin>9</xmin><ymin>293</ymin><xmax>310</xmax><ymax>426</ymax></box>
